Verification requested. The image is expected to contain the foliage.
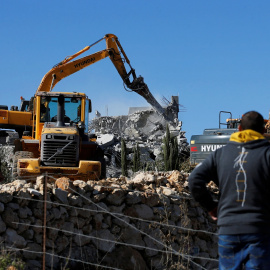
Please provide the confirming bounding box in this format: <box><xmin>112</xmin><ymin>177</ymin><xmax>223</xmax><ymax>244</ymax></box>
<box><xmin>169</xmin><ymin>136</ymin><xmax>179</xmax><ymax>170</ymax></box>
<box><xmin>179</xmin><ymin>157</ymin><xmax>193</xmax><ymax>173</ymax></box>
<box><xmin>132</xmin><ymin>143</ymin><xmax>141</xmax><ymax>172</ymax></box>
<box><xmin>121</xmin><ymin>138</ymin><xmax>128</xmax><ymax>176</ymax></box>
<box><xmin>163</xmin><ymin>124</ymin><xmax>179</xmax><ymax>171</ymax></box>
<box><xmin>163</xmin><ymin>125</ymin><xmax>171</xmax><ymax>171</ymax></box>
<box><xmin>0</xmin><ymin>249</ymin><xmax>25</xmax><ymax>270</ymax></box>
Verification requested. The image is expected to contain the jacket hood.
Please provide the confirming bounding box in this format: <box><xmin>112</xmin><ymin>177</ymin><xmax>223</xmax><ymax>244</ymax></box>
<box><xmin>230</xmin><ymin>129</ymin><xmax>265</xmax><ymax>143</ymax></box>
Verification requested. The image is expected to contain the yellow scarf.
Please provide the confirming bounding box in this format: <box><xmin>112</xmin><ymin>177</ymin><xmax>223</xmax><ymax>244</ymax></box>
<box><xmin>230</xmin><ymin>129</ymin><xmax>265</xmax><ymax>143</ymax></box>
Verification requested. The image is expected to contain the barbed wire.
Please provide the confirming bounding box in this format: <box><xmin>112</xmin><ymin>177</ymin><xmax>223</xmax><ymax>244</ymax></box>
<box><xmin>13</xmin><ymin>221</ymin><xmax>219</xmax><ymax>265</ymax></box>
<box><xmin>4</xmin><ymin>246</ymin><xmax>124</xmax><ymax>270</ymax></box>
<box><xmin>69</xmin><ymin>184</ymin><xmax>216</xmax><ymax>269</ymax></box>
<box><xmin>3</xmin><ymin>172</ymin><xmax>218</xmax><ymax>269</ymax></box>
<box><xmin>77</xmin><ymin>189</ymin><xmax>215</xmax><ymax>269</ymax></box>
<box><xmin>13</xmin><ymin>195</ymin><xmax>217</xmax><ymax>236</ymax></box>
<box><xmin>12</xmin><ymin>191</ymin><xmax>218</xmax><ymax>269</ymax></box>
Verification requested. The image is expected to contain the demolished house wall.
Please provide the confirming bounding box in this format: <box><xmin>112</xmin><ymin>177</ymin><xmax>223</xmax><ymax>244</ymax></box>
<box><xmin>90</xmin><ymin>96</ymin><xmax>189</xmax><ymax>177</ymax></box>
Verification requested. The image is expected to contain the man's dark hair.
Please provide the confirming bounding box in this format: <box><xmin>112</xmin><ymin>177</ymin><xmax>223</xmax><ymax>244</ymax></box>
<box><xmin>241</xmin><ymin>111</ymin><xmax>265</xmax><ymax>133</ymax></box>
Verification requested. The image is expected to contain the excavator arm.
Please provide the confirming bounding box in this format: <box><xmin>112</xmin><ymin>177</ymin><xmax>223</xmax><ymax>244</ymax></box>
<box><xmin>36</xmin><ymin>34</ymin><xmax>167</xmax><ymax>118</ymax></box>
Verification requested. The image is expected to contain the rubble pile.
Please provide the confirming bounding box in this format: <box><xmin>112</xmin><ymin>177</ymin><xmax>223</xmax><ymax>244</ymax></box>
<box><xmin>0</xmin><ymin>171</ymin><xmax>218</xmax><ymax>270</ymax></box>
<box><xmin>90</xmin><ymin>103</ymin><xmax>189</xmax><ymax>177</ymax></box>
<box><xmin>0</xmin><ymin>145</ymin><xmax>14</xmax><ymax>182</ymax></box>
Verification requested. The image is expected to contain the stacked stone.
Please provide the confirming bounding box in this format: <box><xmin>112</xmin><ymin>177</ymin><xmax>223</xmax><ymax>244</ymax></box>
<box><xmin>0</xmin><ymin>171</ymin><xmax>218</xmax><ymax>270</ymax></box>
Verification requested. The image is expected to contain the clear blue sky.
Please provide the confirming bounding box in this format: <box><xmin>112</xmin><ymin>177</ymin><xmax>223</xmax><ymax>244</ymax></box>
<box><xmin>1</xmin><ymin>1</ymin><xmax>270</xmax><ymax>141</ymax></box>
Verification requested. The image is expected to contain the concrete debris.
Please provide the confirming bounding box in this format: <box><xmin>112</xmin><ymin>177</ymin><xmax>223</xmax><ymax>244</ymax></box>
<box><xmin>0</xmin><ymin>145</ymin><xmax>14</xmax><ymax>182</ymax></box>
<box><xmin>90</xmin><ymin>98</ymin><xmax>189</xmax><ymax>177</ymax></box>
<box><xmin>96</xmin><ymin>133</ymin><xmax>115</xmax><ymax>149</ymax></box>
<box><xmin>0</xmin><ymin>129</ymin><xmax>19</xmax><ymax>145</ymax></box>
<box><xmin>27</xmin><ymin>188</ymin><xmax>41</xmax><ymax>197</ymax></box>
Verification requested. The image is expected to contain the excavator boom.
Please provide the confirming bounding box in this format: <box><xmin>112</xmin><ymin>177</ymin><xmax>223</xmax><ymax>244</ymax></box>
<box><xmin>36</xmin><ymin>34</ymin><xmax>167</xmax><ymax>119</ymax></box>
<box><xmin>36</xmin><ymin>49</ymin><xmax>110</xmax><ymax>93</ymax></box>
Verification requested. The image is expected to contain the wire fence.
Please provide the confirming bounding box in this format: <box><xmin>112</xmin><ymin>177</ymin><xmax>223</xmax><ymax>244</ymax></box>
<box><xmin>1</xmin><ymin>172</ymin><xmax>218</xmax><ymax>270</ymax></box>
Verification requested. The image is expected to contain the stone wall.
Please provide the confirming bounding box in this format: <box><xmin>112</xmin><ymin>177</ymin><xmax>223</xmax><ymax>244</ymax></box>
<box><xmin>0</xmin><ymin>171</ymin><xmax>218</xmax><ymax>270</ymax></box>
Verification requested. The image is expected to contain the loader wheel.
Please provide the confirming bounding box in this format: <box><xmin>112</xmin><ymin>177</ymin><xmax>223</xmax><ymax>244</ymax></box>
<box><xmin>12</xmin><ymin>151</ymin><xmax>34</xmax><ymax>181</ymax></box>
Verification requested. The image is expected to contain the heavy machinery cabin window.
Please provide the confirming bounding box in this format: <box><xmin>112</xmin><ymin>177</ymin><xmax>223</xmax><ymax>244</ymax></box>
<box><xmin>40</xmin><ymin>96</ymin><xmax>82</xmax><ymax>124</ymax></box>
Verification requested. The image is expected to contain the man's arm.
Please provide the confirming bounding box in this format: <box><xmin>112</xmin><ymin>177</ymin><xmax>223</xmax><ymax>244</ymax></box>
<box><xmin>208</xmin><ymin>206</ymin><xmax>218</xmax><ymax>221</ymax></box>
<box><xmin>188</xmin><ymin>154</ymin><xmax>218</xmax><ymax>215</ymax></box>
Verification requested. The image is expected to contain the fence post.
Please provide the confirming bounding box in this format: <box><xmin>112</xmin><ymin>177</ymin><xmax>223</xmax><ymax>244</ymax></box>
<box><xmin>42</xmin><ymin>172</ymin><xmax>48</xmax><ymax>270</ymax></box>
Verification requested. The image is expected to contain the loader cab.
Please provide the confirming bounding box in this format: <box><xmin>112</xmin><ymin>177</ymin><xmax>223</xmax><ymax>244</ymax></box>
<box><xmin>39</xmin><ymin>96</ymin><xmax>82</xmax><ymax>124</ymax></box>
<box><xmin>34</xmin><ymin>92</ymin><xmax>91</xmax><ymax>140</ymax></box>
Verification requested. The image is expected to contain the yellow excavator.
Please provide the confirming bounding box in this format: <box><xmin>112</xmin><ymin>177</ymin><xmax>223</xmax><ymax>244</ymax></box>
<box><xmin>0</xmin><ymin>34</ymin><xmax>167</xmax><ymax>139</ymax></box>
<box><xmin>0</xmin><ymin>97</ymin><xmax>32</xmax><ymax>139</ymax></box>
<box><xmin>35</xmin><ymin>33</ymin><xmax>166</xmax><ymax>116</ymax></box>
<box><xmin>9</xmin><ymin>33</ymin><xmax>167</xmax><ymax>181</ymax></box>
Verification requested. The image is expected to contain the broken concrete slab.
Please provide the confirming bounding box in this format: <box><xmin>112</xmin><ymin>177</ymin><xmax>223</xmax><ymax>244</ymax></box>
<box><xmin>96</xmin><ymin>134</ymin><xmax>116</xmax><ymax>149</ymax></box>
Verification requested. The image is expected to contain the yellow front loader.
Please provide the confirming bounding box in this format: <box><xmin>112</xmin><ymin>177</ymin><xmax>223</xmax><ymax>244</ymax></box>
<box><xmin>13</xmin><ymin>92</ymin><xmax>105</xmax><ymax>181</ymax></box>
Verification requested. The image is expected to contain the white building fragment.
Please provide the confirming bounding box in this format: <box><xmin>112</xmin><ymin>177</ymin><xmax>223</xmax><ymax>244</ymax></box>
<box><xmin>89</xmin><ymin>96</ymin><xmax>189</xmax><ymax>177</ymax></box>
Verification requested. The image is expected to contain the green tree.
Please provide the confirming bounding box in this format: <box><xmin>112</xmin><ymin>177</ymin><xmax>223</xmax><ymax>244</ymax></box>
<box><xmin>170</xmin><ymin>136</ymin><xmax>179</xmax><ymax>170</ymax></box>
<box><xmin>121</xmin><ymin>138</ymin><xmax>128</xmax><ymax>176</ymax></box>
<box><xmin>163</xmin><ymin>124</ymin><xmax>171</xmax><ymax>171</ymax></box>
<box><xmin>133</xmin><ymin>143</ymin><xmax>141</xmax><ymax>172</ymax></box>
<box><xmin>163</xmin><ymin>124</ymin><xmax>179</xmax><ymax>171</ymax></box>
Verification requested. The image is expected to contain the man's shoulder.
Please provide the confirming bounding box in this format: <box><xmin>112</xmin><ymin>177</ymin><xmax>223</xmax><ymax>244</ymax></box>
<box><xmin>226</xmin><ymin>139</ymin><xmax>270</xmax><ymax>148</ymax></box>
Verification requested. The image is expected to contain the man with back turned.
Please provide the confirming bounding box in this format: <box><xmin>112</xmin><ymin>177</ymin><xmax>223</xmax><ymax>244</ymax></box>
<box><xmin>188</xmin><ymin>111</ymin><xmax>270</xmax><ymax>269</ymax></box>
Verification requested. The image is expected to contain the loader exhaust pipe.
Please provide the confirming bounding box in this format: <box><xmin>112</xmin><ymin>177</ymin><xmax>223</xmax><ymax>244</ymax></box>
<box><xmin>56</xmin><ymin>95</ymin><xmax>65</xmax><ymax>127</ymax></box>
